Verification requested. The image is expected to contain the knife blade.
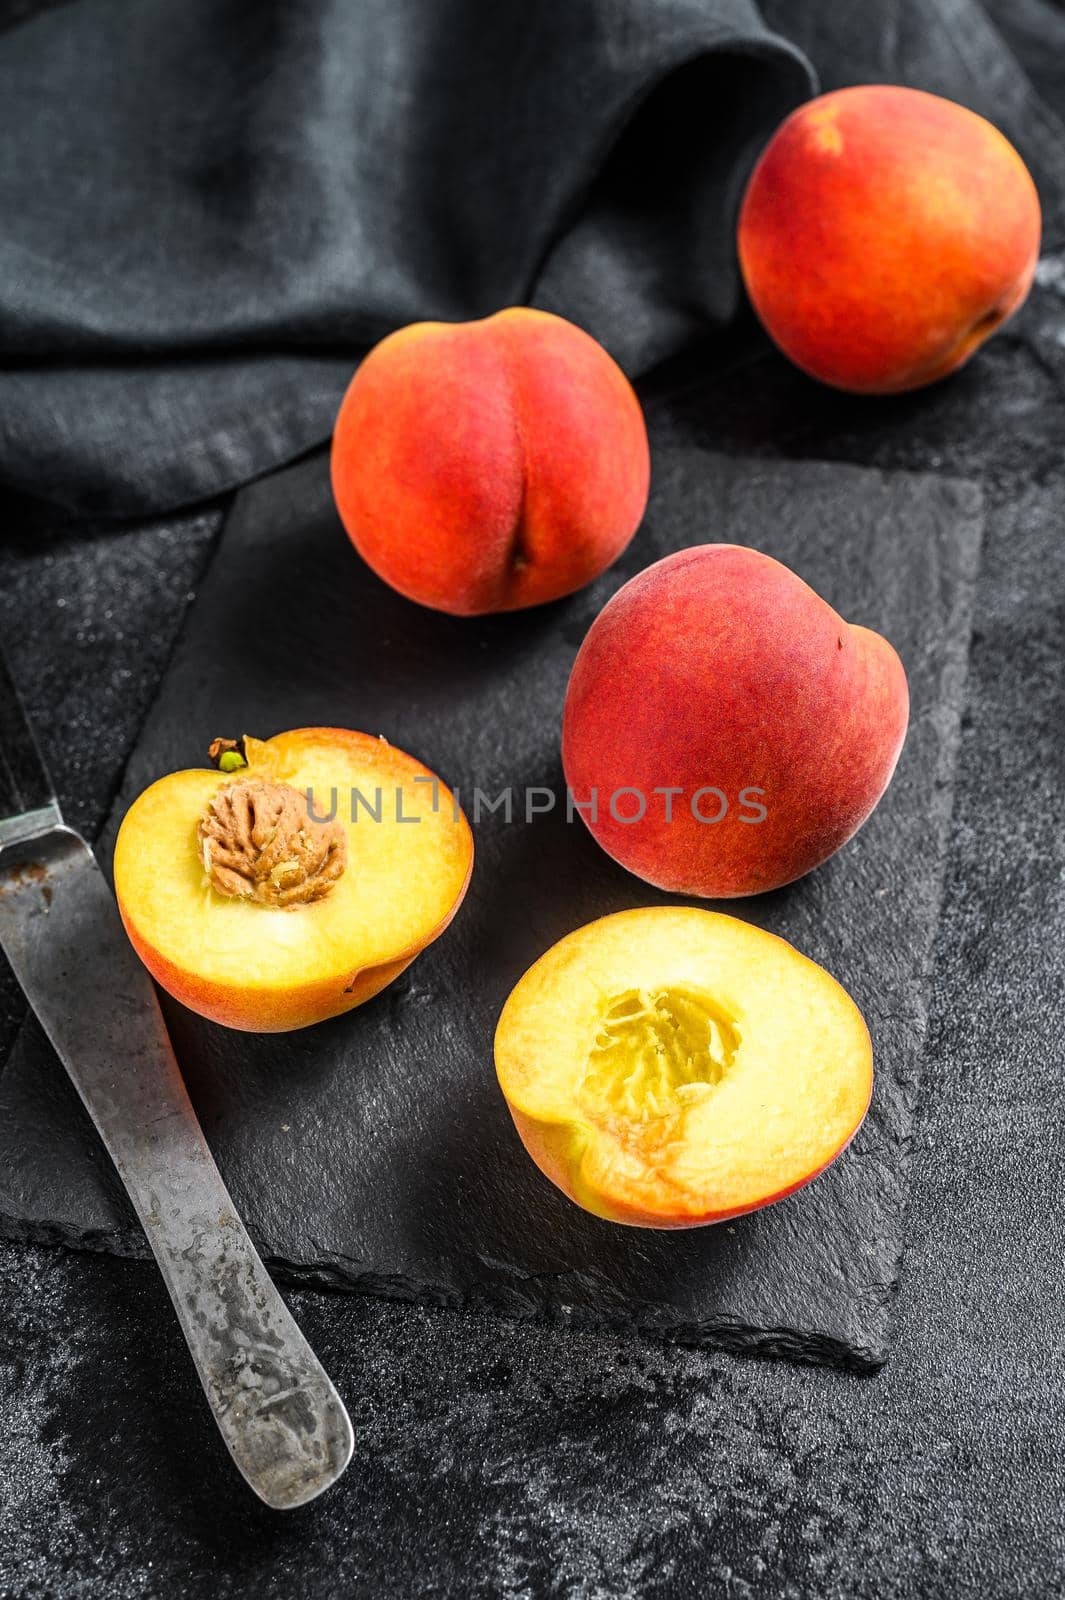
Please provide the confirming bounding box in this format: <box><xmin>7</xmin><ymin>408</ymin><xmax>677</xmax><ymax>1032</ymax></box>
<box><xmin>0</xmin><ymin>652</ymin><xmax>353</xmax><ymax>1509</ymax></box>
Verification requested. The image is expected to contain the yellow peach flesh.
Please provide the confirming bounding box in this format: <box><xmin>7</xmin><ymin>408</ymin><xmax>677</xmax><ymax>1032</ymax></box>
<box><xmin>114</xmin><ymin>729</ymin><xmax>472</xmax><ymax>1031</ymax></box>
<box><xmin>495</xmin><ymin>908</ymin><xmax>872</xmax><ymax>1228</ymax></box>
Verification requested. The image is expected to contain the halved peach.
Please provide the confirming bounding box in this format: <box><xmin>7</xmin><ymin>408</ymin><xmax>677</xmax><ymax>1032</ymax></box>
<box><xmin>495</xmin><ymin>908</ymin><xmax>871</xmax><ymax>1228</ymax></box>
<box><xmin>114</xmin><ymin>728</ymin><xmax>473</xmax><ymax>1032</ymax></box>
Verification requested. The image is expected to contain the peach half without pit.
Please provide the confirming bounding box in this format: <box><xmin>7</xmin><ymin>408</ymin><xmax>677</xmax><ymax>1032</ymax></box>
<box><xmin>495</xmin><ymin>908</ymin><xmax>872</xmax><ymax>1228</ymax></box>
<box><xmin>114</xmin><ymin>728</ymin><xmax>473</xmax><ymax>1032</ymax></box>
<box><xmin>331</xmin><ymin>307</ymin><xmax>650</xmax><ymax>615</ymax></box>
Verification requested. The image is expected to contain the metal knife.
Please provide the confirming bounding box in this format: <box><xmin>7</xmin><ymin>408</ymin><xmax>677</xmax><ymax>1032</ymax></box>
<box><xmin>0</xmin><ymin>648</ymin><xmax>353</xmax><ymax>1509</ymax></box>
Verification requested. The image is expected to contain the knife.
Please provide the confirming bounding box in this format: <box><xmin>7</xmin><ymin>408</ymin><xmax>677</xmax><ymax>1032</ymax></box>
<box><xmin>0</xmin><ymin>648</ymin><xmax>353</xmax><ymax>1509</ymax></box>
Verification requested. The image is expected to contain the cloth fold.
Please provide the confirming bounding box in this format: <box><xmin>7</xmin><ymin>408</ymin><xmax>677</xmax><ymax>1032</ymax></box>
<box><xmin>0</xmin><ymin>0</ymin><xmax>812</xmax><ymax>517</ymax></box>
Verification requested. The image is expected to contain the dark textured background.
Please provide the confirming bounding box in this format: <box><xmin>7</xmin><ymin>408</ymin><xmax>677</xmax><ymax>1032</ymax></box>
<box><xmin>2</xmin><ymin>0</ymin><xmax>1065</xmax><ymax>1595</ymax></box>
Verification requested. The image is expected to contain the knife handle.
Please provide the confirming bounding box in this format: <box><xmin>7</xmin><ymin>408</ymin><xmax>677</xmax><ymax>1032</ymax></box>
<box><xmin>0</xmin><ymin>827</ymin><xmax>353</xmax><ymax>1509</ymax></box>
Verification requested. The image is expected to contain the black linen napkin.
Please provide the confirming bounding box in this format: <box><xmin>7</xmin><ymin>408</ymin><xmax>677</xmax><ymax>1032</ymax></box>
<box><xmin>0</xmin><ymin>0</ymin><xmax>811</xmax><ymax>518</ymax></box>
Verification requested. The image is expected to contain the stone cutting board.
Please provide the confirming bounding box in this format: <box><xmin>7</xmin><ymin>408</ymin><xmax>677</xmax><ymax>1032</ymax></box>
<box><xmin>0</xmin><ymin>445</ymin><xmax>981</xmax><ymax>1369</ymax></box>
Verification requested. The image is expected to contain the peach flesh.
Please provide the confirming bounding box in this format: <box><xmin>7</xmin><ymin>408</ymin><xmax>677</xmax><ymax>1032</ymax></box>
<box><xmin>495</xmin><ymin>908</ymin><xmax>873</xmax><ymax>1228</ymax></box>
<box><xmin>114</xmin><ymin>729</ymin><xmax>473</xmax><ymax>1032</ymax></box>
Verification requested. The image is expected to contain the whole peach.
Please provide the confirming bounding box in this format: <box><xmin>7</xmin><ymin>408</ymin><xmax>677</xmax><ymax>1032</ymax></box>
<box><xmin>561</xmin><ymin>545</ymin><xmax>909</xmax><ymax>898</ymax></box>
<box><xmin>737</xmin><ymin>86</ymin><xmax>1041</xmax><ymax>393</ymax></box>
<box><xmin>331</xmin><ymin>308</ymin><xmax>650</xmax><ymax>615</ymax></box>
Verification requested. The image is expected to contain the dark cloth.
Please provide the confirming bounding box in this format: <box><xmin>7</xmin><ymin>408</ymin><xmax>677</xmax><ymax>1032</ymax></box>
<box><xmin>0</xmin><ymin>0</ymin><xmax>812</xmax><ymax>518</ymax></box>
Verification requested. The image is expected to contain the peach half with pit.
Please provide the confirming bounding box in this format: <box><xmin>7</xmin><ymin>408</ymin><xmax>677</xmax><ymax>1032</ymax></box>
<box><xmin>495</xmin><ymin>908</ymin><xmax>872</xmax><ymax>1228</ymax></box>
<box><xmin>114</xmin><ymin>728</ymin><xmax>473</xmax><ymax>1032</ymax></box>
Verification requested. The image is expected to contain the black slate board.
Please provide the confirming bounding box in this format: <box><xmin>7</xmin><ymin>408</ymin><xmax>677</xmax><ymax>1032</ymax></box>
<box><xmin>0</xmin><ymin>445</ymin><xmax>981</xmax><ymax>1369</ymax></box>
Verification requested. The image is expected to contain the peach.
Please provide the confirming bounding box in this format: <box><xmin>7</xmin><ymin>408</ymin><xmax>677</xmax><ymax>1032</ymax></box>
<box><xmin>737</xmin><ymin>86</ymin><xmax>1041</xmax><ymax>393</ymax></box>
<box><xmin>495</xmin><ymin>908</ymin><xmax>873</xmax><ymax>1228</ymax></box>
<box><xmin>114</xmin><ymin>729</ymin><xmax>472</xmax><ymax>1032</ymax></box>
<box><xmin>330</xmin><ymin>308</ymin><xmax>650</xmax><ymax>615</ymax></box>
<box><xmin>561</xmin><ymin>545</ymin><xmax>908</xmax><ymax>898</ymax></box>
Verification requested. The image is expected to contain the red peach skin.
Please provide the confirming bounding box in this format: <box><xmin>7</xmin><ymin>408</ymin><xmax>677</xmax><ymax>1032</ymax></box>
<box><xmin>738</xmin><ymin>86</ymin><xmax>1041</xmax><ymax>393</ymax></box>
<box><xmin>561</xmin><ymin>545</ymin><xmax>909</xmax><ymax>898</ymax></box>
<box><xmin>331</xmin><ymin>308</ymin><xmax>650</xmax><ymax>615</ymax></box>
